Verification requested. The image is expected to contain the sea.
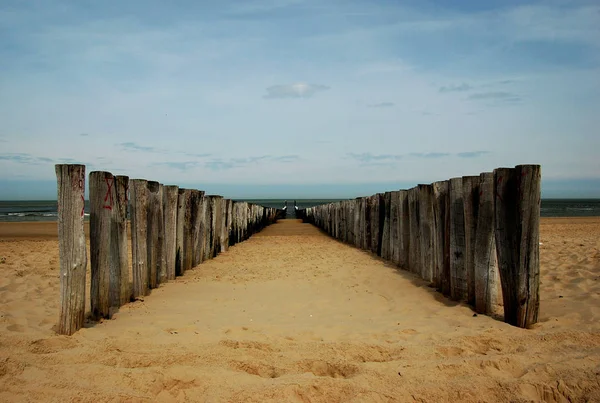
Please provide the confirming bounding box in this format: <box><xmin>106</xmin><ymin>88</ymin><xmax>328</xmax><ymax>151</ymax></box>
<box><xmin>0</xmin><ymin>199</ymin><xmax>599</xmax><ymax>222</ymax></box>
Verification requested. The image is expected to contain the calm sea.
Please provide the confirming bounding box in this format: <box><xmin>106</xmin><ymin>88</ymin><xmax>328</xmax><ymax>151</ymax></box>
<box><xmin>0</xmin><ymin>199</ymin><xmax>599</xmax><ymax>222</ymax></box>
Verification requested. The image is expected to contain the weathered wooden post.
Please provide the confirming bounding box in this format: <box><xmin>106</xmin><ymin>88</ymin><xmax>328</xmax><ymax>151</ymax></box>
<box><xmin>396</xmin><ymin>190</ymin><xmax>410</xmax><ymax>270</ymax></box>
<box><xmin>130</xmin><ymin>179</ymin><xmax>149</xmax><ymax>298</ymax></box>
<box><xmin>56</xmin><ymin>164</ymin><xmax>87</xmax><ymax>335</ymax></box>
<box><xmin>494</xmin><ymin>165</ymin><xmax>541</xmax><ymax>328</ymax></box>
<box><xmin>362</xmin><ymin>198</ymin><xmax>371</xmax><ymax>251</ymax></box>
<box><xmin>407</xmin><ymin>187</ymin><xmax>421</xmax><ymax>275</ymax></box>
<box><xmin>175</xmin><ymin>189</ymin><xmax>191</xmax><ymax>276</ymax></box>
<box><xmin>163</xmin><ymin>185</ymin><xmax>178</xmax><ymax>281</ymax></box>
<box><xmin>347</xmin><ymin>200</ymin><xmax>355</xmax><ymax>245</ymax></box>
<box><xmin>113</xmin><ymin>175</ymin><xmax>130</xmax><ymax>306</ymax></box>
<box><xmin>432</xmin><ymin>181</ymin><xmax>450</xmax><ymax>296</ymax></box>
<box><xmin>381</xmin><ymin>192</ymin><xmax>392</xmax><ymax>260</ymax></box>
<box><xmin>418</xmin><ymin>184</ymin><xmax>434</xmax><ymax>282</ymax></box>
<box><xmin>204</xmin><ymin>196</ymin><xmax>214</xmax><ymax>259</ymax></box>
<box><xmin>389</xmin><ymin>191</ymin><xmax>399</xmax><ymax>264</ymax></box>
<box><xmin>449</xmin><ymin>177</ymin><xmax>467</xmax><ymax>302</ymax></box>
<box><xmin>463</xmin><ymin>175</ymin><xmax>480</xmax><ymax>306</ymax></box>
<box><xmin>146</xmin><ymin>181</ymin><xmax>164</xmax><ymax>289</ymax></box>
<box><xmin>354</xmin><ymin>198</ymin><xmax>362</xmax><ymax>249</ymax></box>
<box><xmin>220</xmin><ymin>199</ymin><xmax>229</xmax><ymax>252</ymax></box>
<box><xmin>474</xmin><ymin>172</ymin><xmax>500</xmax><ymax>314</ymax></box>
<box><xmin>210</xmin><ymin>196</ymin><xmax>223</xmax><ymax>257</ymax></box>
<box><xmin>190</xmin><ymin>190</ymin><xmax>203</xmax><ymax>267</ymax></box>
<box><xmin>89</xmin><ymin>171</ymin><xmax>114</xmax><ymax>319</ymax></box>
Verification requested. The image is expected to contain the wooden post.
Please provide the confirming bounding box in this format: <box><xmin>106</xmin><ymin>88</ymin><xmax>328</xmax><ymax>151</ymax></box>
<box><xmin>175</xmin><ymin>189</ymin><xmax>191</xmax><ymax>276</ymax></box>
<box><xmin>407</xmin><ymin>187</ymin><xmax>421</xmax><ymax>275</ymax></box>
<box><xmin>146</xmin><ymin>181</ymin><xmax>163</xmax><ymax>289</ymax></box>
<box><xmin>347</xmin><ymin>200</ymin><xmax>355</xmax><ymax>245</ymax></box>
<box><xmin>204</xmin><ymin>196</ymin><xmax>215</xmax><ymax>258</ymax></box>
<box><xmin>130</xmin><ymin>179</ymin><xmax>149</xmax><ymax>298</ymax></box>
<box><xmin>397</xmin><ymin>190</ymin><xmax>410</xmax><ymax>270</ymax></box>
<box><xmin>494</xmin><ymin>165</ymin><xmax>541</xmax><ymax>328</ymax></box>
<box><xmin>362</xmin><ymin>198</ymin><xmax>370</xmax><ymax>251</ymax></box>
<box><xmin>190</xmin><ymin>190</ymin><xmax>203</xmax><ymax>267</ymax></box>
<box><xmin>89</xmin><ymin>171</ymin><xmax>114</xmax><ymax>320</ymax></box>
<box><xmin>381</xmin><ymin>192</ymin><xmax>391</xmax><ymax>260</ymax></box>
<box><xmin>184</xmin><ymin>190</ymin><xmax>197</xmax><ymax>270</ymax></box>
<box><xmin>226</xmin><ymin>199</ymin><xmax>233</xmax><ymax>248</ymax></box>
<box><xmin>432</xmin><ymin>181</ymin><xmax>450</xmax><ymax>296</ymax></box>
<box><xmin>449</xmin><ymin>177</ymin><xmax>467</xmax><ymax>302</ymax></box>
<box><xmin>389</xmin><ymin>191</ymin><xmax>399</xmax><ymax>265</ymax></box>
<box><xmin>163</xmin><ymin>185</ymin><xmax>178</xmax><ymax>281</ymax></box>
<box><xmin>354</xmin><ymin>198</ymin><xmax>362</xmax><ymax>249</ymax></box>
<box><xmin>418</xmin><ymin>184</ymin><xmax>434</xmax><ymax>282</ymax></box>
<box><xmin>56</xmin><ymin>164</ymin><xmax>87</xmax><ymax>335</ymax></box>
<box><xmin>220</xmin><ymin>199</ymin><xmax>229</xmax><ymax>252</ymax></box>
<box><xmin>474</xmin><ymin>173</ymin><xmax>500</xmax><ymax>314</ymax></box>
<box><xmin>113</xmin><ymin>175</ymin><xmax>130</xmax><ymax>306</ymax></box>
<box><xmin>462</xmin><ymin>176</ymin><xmax>480</xmax><ymax>306</ymax></box>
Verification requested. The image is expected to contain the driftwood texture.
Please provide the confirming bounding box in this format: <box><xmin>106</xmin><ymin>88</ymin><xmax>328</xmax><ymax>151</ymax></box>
<box><xmin>130</xmin><ymin>179</ymin><xmax>149</xmax><ymax>298</ymax></box>
<box><xmin>56</xmin><ymin>164</ymin><xmax>87</xmax><ymax>335</ymax></box>
<box><xmin>89</xmin><ymin>171</ymin><xmax>114</xmax><ymax>320</ymax></box>
<box><xmin>494</xmin><ymin>165</ymin><xmax>541</xmax><ymax>328</ymax></box>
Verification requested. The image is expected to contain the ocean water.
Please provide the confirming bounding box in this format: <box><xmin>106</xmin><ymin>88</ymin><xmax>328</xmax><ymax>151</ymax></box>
<box><xmin>0</xmin><ymin>199</ymin><xmax>599</xmax><ymax>222</ymax></box>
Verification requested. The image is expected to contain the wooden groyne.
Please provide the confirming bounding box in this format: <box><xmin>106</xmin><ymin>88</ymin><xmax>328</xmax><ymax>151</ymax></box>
<box><xmin>56</xmin><ymin>164</ymin><xmax>285</xmax><ymax>335</ymax></box>
<box><xmin>297</xmin><ymin>165</ymin><xmax>541</xmax><ymax>329</ymax></box>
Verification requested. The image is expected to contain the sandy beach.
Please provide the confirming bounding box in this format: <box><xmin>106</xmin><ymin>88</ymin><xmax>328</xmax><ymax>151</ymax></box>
<box><xmin>0</xmin><ymin>218</ymin><xmax>599</xmax><ymax>402</ymax></box>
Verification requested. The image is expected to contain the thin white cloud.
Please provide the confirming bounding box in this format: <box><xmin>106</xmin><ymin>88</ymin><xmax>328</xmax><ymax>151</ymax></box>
<box><xmin>263</xmin><ymin>83</ymin><xmax>330</xmax><ymax>99</ymax></box>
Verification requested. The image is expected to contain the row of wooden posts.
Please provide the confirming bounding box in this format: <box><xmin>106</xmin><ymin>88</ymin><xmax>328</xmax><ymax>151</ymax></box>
<box><xmin>55</xmin><ymin>164</ymin><xmax>285</xmax><ymax>335</ymax></box>
<box><xmin>297</xmin><ymin>164</ymin><xmax>541</xmax><ymax>329</ymax></box>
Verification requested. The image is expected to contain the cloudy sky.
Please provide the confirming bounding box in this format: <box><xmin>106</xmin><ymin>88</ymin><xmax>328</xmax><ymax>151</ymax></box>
<box><xmin>1</xmin><ymin>0</ymin><xmax>599</xmax><ymax>199</ymax></box>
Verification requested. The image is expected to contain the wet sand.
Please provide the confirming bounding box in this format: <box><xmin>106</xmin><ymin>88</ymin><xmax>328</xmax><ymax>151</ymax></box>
<box><xmin>0</xmin><ymin>218</ymin><xmax>599</xmax><ymax>402</ymax></box>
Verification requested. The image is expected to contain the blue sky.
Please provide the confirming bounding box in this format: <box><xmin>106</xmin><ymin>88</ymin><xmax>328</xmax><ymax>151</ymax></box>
<box><xmin>1</xmin><ymin>0</ymin><xmax>599</xmax><ymax>199</ymax></box>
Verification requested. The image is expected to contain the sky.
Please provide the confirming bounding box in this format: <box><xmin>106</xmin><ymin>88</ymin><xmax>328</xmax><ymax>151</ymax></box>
<box><xmin>1</xmin><ymin>0</ymin><xmax>599</xmax><ymax>199</ymax></box>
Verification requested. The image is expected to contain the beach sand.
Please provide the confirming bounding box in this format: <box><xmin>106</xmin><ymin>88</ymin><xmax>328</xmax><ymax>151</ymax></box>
<box><xmin>0</xmin><ymin>218</ymin><xmax>599</xmax><ymax>402</ymax></box>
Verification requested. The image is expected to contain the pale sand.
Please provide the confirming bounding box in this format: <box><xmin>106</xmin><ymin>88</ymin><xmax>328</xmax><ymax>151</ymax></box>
<box><xmin>0</xmin><ymin>218</ymin><xmax>599</xmax><ymax>402</ymax></box>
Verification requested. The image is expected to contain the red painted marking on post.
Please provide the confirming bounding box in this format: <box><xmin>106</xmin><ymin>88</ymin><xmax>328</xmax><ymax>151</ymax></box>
<box><xmin>103</xmin><ymin>177</ymin><xmax>114</xmax><ymax>211</ymax></box>
<box><xmin>81</xmin><ymin>195</ymin><xmax>85</xmax><ymax>217</ymax></box>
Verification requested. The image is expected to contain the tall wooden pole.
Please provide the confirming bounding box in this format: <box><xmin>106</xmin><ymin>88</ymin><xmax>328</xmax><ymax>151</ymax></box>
<box><xmin>113</xmin><ymin>175</ymin><xmax>130</xmax><ymax>306</ymax></box>
<box><xmin>449</xmin><ymin>177</ymin><xmax>467</xmax><ymax>302</ymax></box>
<box><xmin>175</xmin><ymin>189</ymin><xmax>191</xmax><ymax>276</ymax></box>
<box><xmin>494</xmin><ymin>165</ymin><xmax>541</xmax><ymax>328</ymax></box>
<box><xmin>56</xmin><ymin>164</ymin><xmax>87</xmax><ymax>335</ymax></box>
<box><xmin>432</xmin><ymin>181</ymin><xmax>450</xmax><ymax>296</ymax></box>
<box><xmin>462</xmin><ymin>175</ymin><xmax>480</xmax><ymax>306</ymax></box>
<box><xmin>407</xmin><ymin>187</ymin><xmax>421</xmax><ymax>275</ymax></box>
<box><xmin>89</xmin><ymin>171</ymin><xmax>114</xmax><ymax>320</ymax></box>
<box><xmin>163</xmin><ymin>185</ymin><xmax>178</xmax><ymax>281</ymax></box>
<box><xmin>474</xmin><ymin>173</ymin><xmax>499</xmax><ymax>314</ymax></box>
<box><xmin>146</xmin><ymin>181</ymin><xmax>163</xmax><ymax>289</ymax></box>
<box><xmin>418</xmin><ymin>184</ymin><xmax>434</xmax><ymax>283</ymax></box>
<box><xmin>130</xmin><ymin>179</ymin><xmax>149</xmax><ymax>298</ymax></box>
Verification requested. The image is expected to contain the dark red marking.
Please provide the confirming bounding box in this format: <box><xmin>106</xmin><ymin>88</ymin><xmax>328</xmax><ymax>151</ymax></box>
<box><xmin>81</xmin><ymin>195</ymin><xmax>85</xmax><ymax>217</ymax></box>
<box><xmin>103</xmin><ymin>177</ymin><xmax>114</xmax><ymax>211</ymax></box>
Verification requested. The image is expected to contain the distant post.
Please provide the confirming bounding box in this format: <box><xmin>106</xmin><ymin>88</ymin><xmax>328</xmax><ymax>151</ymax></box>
<box><xmin>89</xmin><ymin>171</ymin><xmax>114</xmax><ymax>320</ymax></box>
<box><xmin>494</xmin><ymin>165</ymin><xmax>541</xmax><ymax>328</ymax></box>
<box><xmin>56</xmin><ymin>164</ymin><xmax>87</xmax><ymax>335</ymax></box>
